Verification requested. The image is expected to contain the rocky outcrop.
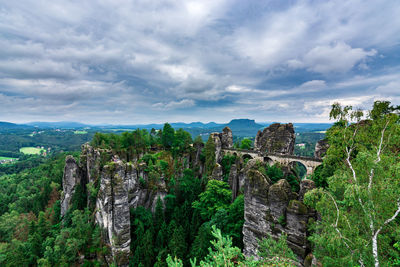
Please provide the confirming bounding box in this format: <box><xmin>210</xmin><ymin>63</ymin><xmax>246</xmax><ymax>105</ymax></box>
<box><xmin>254</xmin><ymin>123</ymin><xmax>295</xmax><ymax>154</ymax></box>
<box><xmin>221</xmin><ymin>126</ymin><xmax>233</xmax><ymax>148</ymax></box>
<box><xmin>243</xmin><ymin>166</ymin><xmax>271</xmax><ymax>260</ymax></box>
<box><xmin>298</xmin><ymin>179</ymin><xmax>315</xmax><ymax>201</ymax></box>
<box><xmin>61</xmin><ymin>143</ymin><xmax>168</xmax><ymax>266</ymax></box>
<box><xmin>228</xmin><ymin>164</ymin><xmax>239</xmax><ymax>200</ymax></box>
<box><xmin>243</xmin><ymin>164</ymin><xmax>316</xmax><ymax>262</ymax></box>
<box><xmin>61</xmin><ymin>156</ymin><xmax>82</xmax><ymax>217</ymax></box>
<box><xmin>193</xmin><ymin>141</ymin><xmax>204</xmax><ymax>175</ymax></box>
<box><xmin>211</xmin><ymin>163</ymin><xmax>223</xmax><ymax>180</ymax></box>
<box><xmin>96</xmin><ymin>161</ymin><xmax>131</xmax><ymax>266</ymax></box>
<box><xmin>314</xmin><ymin>139</ymin><xmax>329</xmax><ymax>159</ymax></box>
<box><xmin>210</xmin><ymin>133</ymin><xmax>222</xmax><ymax>163</ymax></box>
<box><xmin>210</xmin><ymin>127</ymin><xmax>234</xmax><ymax>163</ymax></box>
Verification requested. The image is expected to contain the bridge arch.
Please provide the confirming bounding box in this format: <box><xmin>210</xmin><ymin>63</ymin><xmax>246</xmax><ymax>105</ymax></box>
<box><xmin>288</xmin><ymin>159</ymin><xmax>320</xmax><ymax>176</ymax></box>
<box><xmin>263</xmin><ymin>156</ymin><xmax>274</xmax><ymax>166</ymax></box>
<box><xmin>289</xmin><ymin>161</ymin><xmax>307</xmax><ymax>179</ymax></box>
<box><xmin>243</xmin><ymin>154</ymin><xmax>254</xmax><ymax>161</ymax></box>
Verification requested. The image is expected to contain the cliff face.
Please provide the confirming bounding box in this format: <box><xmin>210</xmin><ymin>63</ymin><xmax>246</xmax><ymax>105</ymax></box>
<box><xmin>254</xmin><ymin>123</ymin><xmax>295</xmax><ymax>154</ymax></box>
<box><xmin>242</xmin><ymin>161</ymin><xmax>316</xmax><ymax>262</ymax></box>
<box><xmin>61</xmin><ymin>156</ymin><xmax>82</xmax><ymax>217</ymax></box>
<box><xmin>95</xmin><ymin>160</ymin><xmax>133</xmax><ymax>265</ymax></box>
<box><xmin>61</xmin><ymin>122</ymin><xmax>316</xmax><ymax>265</ymax></box>
<box><xmin>314</xmin><ymin>139</ymin><xmax>329</xmax><ymax>159</ymax></box>
<box><xmin>61</xmin><ymin>144</ymin><xmax>167</xmax><ymax>266</ymax></box>
<box><xmin>210</xmin><ymin>126</ymin><xmax>234</xmax><ymax>164</ymax></box>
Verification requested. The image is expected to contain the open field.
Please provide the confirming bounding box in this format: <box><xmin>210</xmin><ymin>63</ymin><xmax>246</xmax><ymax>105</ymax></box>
<box><xmin>20</xmin><ymin>147</ymin><xmax>44</xmax><ymax>155</ymax></box>
<box><xmin>74</xmin><ymin>130</ymin><xmax>88</xmax><ymax>134</ymax></box>
<box><xmin>0</xmin><ymin>156</ymin><xmax>17</xmax><ymax>160</ymax></box>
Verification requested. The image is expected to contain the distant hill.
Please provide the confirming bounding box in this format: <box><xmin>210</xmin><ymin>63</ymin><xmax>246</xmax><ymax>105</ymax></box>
<box><xmin>27</xmin><ymin>121</ymin><xmax>90</xmax><ymax>129</ymax></box>
<box><xmin>226</xmin><ymin>119</ymin><xmax>263</xmax><ymax>129</ymax></box>
<box><xmin>1</xmin><ymin>119</ymin><xmax>331</xmax><ymax>138</ymax></box>
<box><xmin>0</xmin><ymin>121</ymin><xmax>32</xmax><ymax>130</ymax></box>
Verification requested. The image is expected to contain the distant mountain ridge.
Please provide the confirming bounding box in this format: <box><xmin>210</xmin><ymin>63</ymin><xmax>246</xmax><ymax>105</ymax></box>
<box><xmin>0</xmin><ymin>121</ymin><xmax>32</xmax><ymax>129</ymax></box>
<box><xmin>27</xmin><ymin>121</ymin><xmax>89</xmax><ymax>128</ymax></box>
<box><xmin>0</xmin><ymin>119</ymin><xmax>332</xmax><ymax>137</ymax></box>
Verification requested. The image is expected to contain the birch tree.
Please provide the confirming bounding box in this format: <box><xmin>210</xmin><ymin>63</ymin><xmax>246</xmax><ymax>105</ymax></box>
<box><xmin>305</xmin><ymin>101</ymin><xmax>400</xmax><ymax>266</ymax></box>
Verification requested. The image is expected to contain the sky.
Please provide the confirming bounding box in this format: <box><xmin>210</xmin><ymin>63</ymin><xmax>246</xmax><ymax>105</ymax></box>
<box><xmin>0</xmin><ymin>0</ymin><xmax>399</xmax><ymax>124</ymax></box>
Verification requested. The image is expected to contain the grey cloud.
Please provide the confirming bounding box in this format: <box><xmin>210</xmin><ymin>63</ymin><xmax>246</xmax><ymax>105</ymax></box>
<box><xmin>0</xmin><ymin>0</ymin><xmax>399</xmax><ymax>123</ymax></box>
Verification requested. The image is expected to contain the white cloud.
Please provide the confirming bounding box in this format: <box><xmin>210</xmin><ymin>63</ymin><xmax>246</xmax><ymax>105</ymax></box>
<box><xmin>376</xmin><ymin>81</ymin><xmax>400</xmax><ymax>95</ymax></box>
<box><xmin>298</xmin><ymin>80</ymin><xmax>327</xmax><ymax>91</ymax></box>
<box><xmin>301</xmin><ymin>42</ymin><xmax>376</xmax><ymax>74</ymax></box>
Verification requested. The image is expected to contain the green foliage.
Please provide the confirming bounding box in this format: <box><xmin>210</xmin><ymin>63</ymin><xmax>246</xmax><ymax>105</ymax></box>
<box><xmin>221</xmin><ymin>154</ymin><xmax>236</xmax><ymax>181</ymax></box>
<box><xmin>304</xmin><ymin>101</ymin><xmax>400</xmax><ymax>266</ymax></box>
<box><xmin>162</xmin><ymin>123</ymin><xmax>175</xmax><ymax>149</ymax></box>
<box><xmin>192</xmin><ymin>180</ymin><xmax>232</xmax><ymax>221</ymax></box>
<box><xmin>173</xmin><ymin>128</ymin><xmax>193</xmax><ymax>155</ymax></box>
<box><xmin>0</xmin><ymin>125</ymin><xmax>247</xmax><ymax>266</ymax></box>
<box><xmin>258</xmin><ymin>234</ymin><xmax>296</xmax><ymax>264</ymax></box>
<box><xmin>285</xmin><ymin>173</ymin><xmax>299</xmax><ymax>192</ymax></box>
<box><xmin>240</xmin><ymin>138</ymin><xmax>252</xmax><ymax>150</ymax></box>
<box><xmin>265</xmin><ymin>164</ymin><xmax>284</xmax><ymax>183</ymax></box>
<box><xmin>199</xmin><ymin>225</ymin><xmax>243</xmax><ymax>266</ymax></box>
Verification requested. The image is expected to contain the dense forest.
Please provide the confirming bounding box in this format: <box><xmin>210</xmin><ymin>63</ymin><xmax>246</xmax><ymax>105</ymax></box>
<box><xmin>0</xmin><ymin>101</ymin><xmax>399</xmax><ymax>266</ymax></box>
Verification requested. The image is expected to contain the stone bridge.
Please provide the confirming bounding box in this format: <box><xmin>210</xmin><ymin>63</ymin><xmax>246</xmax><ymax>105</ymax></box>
<box><xmin>222</xmin><ymin>148</ymin><xmax>322</xmax><ymax>176</ymax></box>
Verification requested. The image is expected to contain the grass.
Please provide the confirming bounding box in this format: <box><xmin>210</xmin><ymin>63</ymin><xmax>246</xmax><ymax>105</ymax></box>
<box><xmin>74</xmin><ymin>130</ymin><xmax>88</xmax><ymax>134</ymax></box>
<box><xmin>20</xmin><ymin>147</ymin><xmax>45</xmax><ymax>155</ymax></box>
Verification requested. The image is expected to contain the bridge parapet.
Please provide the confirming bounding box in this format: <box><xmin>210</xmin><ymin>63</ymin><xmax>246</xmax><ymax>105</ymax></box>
<box><xmin>223</xmin><ymin>147</ymin><xmax>255</xmax><ymax>154</ymax></box>
<box><xmin>262</xmin><ymin>153</ymin><xmax>323</xmax><ymax>163</ymax></box>
<box><xmin>222</xmin><ymin>148</ymin><xmax>322</xmax><ymax>163</ymax></box>
<box><xmin>222</xmin><ymin>148</ymin><xmax>323</xmax><ymax>176</ymax></box>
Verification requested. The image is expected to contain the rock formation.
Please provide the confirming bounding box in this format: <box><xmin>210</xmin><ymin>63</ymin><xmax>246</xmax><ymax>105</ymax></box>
<box><xmin>243</xmin><ymin>162</ymin><xmax>315</xmax><ymax>261</ymax></box>
<box><xmin>210</xmin><ymin>132</ymin><xmax>223</xmax><ymax>163</ymax></box>
<box><xmin>211</xmin><ymin>163</ymin><xmax>223</xmax><ymax>180</ymax></box>
<box><xmin>254</xmin><ymin>123</ymin><xmax>295</xmax><ymax>154</ymax></box>
<box><xmin>61</xmin><ymin>156</ymin><xmax>82</xmax><ymax>217</ymax></box>
<box><xmin>95</xmin><ymin>160</ymin><xmax>131</xmax><ymax>265</ymax></box>
<box><xmin>61</xmin><ymin>144</ymin><xmax>167</xmax><ymax>266</ymax></box>
<box><xmin>210</xmin><ymin>127</ymin><xmax>234</xmax><ymax>163</ymax></box>
<box><xmin>221</xmin><ymin>126</ymin><xmax>233</xmax><ymax>148</ymax></box>
<box><xmin>314</xmin><ymin>139</ymin><xmax>329</xmax><ymax>159</ymax></box>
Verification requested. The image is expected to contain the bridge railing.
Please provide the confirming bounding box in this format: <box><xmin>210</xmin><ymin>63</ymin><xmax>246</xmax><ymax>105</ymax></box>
<box><xmin>222</xmin><ymin>147</ymin><xmax>255</xmax><ymax>154</ymax></box>
<box><xmin>222</xmin><ymin>148</ymin><xmax>322</xmax><ymax>162</ymax></box>
<box><xmin>264</xmin><ymin>153</ymin><xmax>323</xmax><ymax>162</ymax></box>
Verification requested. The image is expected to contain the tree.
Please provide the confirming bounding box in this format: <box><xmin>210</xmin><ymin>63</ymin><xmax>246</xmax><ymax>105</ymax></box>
<box><xmin>162</xmin><ymin>123</ymin><xmax>175</xmax><ymax>149</ymax></box>
<box><xmin>240</xmin><ymin>138</ymin><xmax>252</xmax><ymax>150</ymax></box>
<box><xmin>258</xmin><ymin>233</ymin><xmax>297</xmax><ymax>265</ymax></box>
<box><xmin>304</xmin><ymin>101</ymin><xmax>400</xmax><ymax>266</ymax></box>
<box><xmin>192</xmin><ymin>180</ymin><xmax>231</xmax><ymax>221</ymax></box>
<box><xmin>168</xmin><ymin>225</ymin><xmax>187</xmax><ymax>260</ymax></box>
<box><xmin>173</xmin><ymin>129</ymin><xmax>192</xmax><ymax>155</ymax></box>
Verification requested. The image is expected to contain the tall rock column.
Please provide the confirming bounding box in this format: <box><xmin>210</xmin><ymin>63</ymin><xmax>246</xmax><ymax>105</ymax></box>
<box><xmin>243</xmin><ymin>163</ymin><xmax>272</xmax><ymax>259</ymax></box>
<box><xmin>221</xmin><ymin>126</ymin><xmax>233</xmax><ymax>148</ymax></box>
<box><xmin>254</xmin><ymin>123</ymin><xmax>296</xmax><ymax>154</ymax></box>
<box><xmin>61</xmin><ymin>156</ymin><xmax>82</xmax><ymax>217</ymax></box>
<box><xmin>95</xmin><ymin>160</ymin><xmax>131</xmax><ymax>266</ymax></box>
<box><xmin>314</xmin><ymin>139</ymin><xmax>329</xmax><ymax>159</ymax></box>
<box><xmin>210</xmin><ymin>132</ymin><xmax>222</xmax><ymax>163</ymax></box>
<box><xmin>242</xmin><ymin>164</ymin><xmax>316</xmax><ymax>262</ymax></box>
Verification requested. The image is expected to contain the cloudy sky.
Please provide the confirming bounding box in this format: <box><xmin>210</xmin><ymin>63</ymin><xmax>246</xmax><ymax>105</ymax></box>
<box><xmin>1</xmin><ymin>0</ymin><xmax>399</xmax><ymax>124</ymax></box>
